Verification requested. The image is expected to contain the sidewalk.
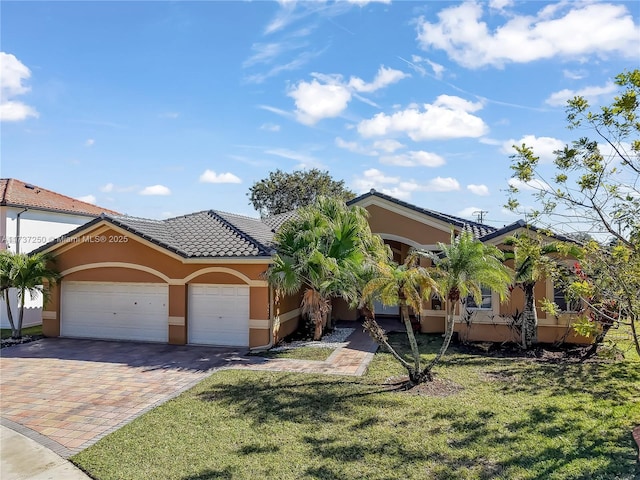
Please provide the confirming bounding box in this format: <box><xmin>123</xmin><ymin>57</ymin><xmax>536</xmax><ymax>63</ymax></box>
<box><xmin>1</xmin><ymin>425</ymin><xmax>91</xmax><ymax>480</ymax></box>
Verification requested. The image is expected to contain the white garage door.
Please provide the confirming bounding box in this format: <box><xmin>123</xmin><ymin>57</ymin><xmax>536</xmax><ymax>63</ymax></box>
<box><xmin>61</xmin><ymin>282</ymin><xmax>168</xmax><ymax>342</ymax></box>
<box><xmin>188</xmin><ymin>284</ymin><xmax>250</xmax><ymax>346</ymax></box>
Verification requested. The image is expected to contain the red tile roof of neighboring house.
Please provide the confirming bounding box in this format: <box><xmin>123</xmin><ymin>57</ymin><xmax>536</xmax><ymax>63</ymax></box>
<box><xmin>0</xmin><ymin>178</ymin><xmax>120</xmax><ymax>217</ymax></box>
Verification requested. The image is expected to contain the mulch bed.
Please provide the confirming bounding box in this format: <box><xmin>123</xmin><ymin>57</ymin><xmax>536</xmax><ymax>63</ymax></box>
<box><xmin>455</xmin><ymin>341</ymin><xmax>611</xmax><ymax>363</ymax></box>
<box><xmin>0</xmin><ymin>335</ymin><xmax>44</xmax><ymax>349</ymax></box>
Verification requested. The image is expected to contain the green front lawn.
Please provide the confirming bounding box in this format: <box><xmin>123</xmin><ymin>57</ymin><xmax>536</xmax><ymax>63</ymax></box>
<box><xmin>72</xmin><ymin>334</ymin><xmax>640</xmax><ymax>480</ymax></box>
<box><xmin>0</xmin><ymin>325</ymin><xmax>42</xmax><ymax>339</ymax></box>
<box><xmin>251</xmin><ymin>346</ymin><xmax>334</xmax><ymax>361</ymax></box>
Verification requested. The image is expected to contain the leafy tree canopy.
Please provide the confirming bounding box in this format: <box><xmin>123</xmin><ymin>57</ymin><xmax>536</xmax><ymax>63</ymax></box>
<box><xmin>248</xmin><ymin>169</ymin><xmax>355</xmax><ymax>217</ymax></box>
<box><xmin>507</xmin><ymin>69</ymin><xmax>640</xmax><ymax>357</ymax></box>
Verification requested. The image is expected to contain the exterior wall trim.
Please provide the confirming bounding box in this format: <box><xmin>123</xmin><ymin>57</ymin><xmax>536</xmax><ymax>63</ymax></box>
<box><xmin>250</xmin><ymin>319</ymin><xmax>270</xmax><ymax>329</ymax></box>
<box><xmin>169</xmin><ymin>316</ymin><xmax>185</xmax><ymax>326</ymax></box>
<box><xmin>376</xmin><ymin>233</ymin><xmax>439</xmax><ymax>251</ymax></box>
<box><xmin>42</xmin><ymin>311</ymin><xmax>57</xmax><ymax>320</ymax></box>
<box><xmin>60</xmin><ymin>262</ymin><xmax>174</xmax><ymax>284</ymax></box>
<box><xmin>277</xmin><ymin>307</ymin><xmax>301</xmax><ymax>324</ymax></box>
<box><xmin>184</xmin><ymin>267</ymin><xmax>267</xmax><ymax>286</ymax></box>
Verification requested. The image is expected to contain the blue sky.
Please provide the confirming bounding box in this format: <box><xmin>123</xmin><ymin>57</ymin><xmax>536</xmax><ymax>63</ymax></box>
<box><xmin>2</xmin><ymin>0</ymin><xmax>638</xmax><ymax>226</ymax></box>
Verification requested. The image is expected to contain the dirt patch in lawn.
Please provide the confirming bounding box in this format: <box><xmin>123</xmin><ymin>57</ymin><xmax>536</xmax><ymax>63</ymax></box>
<box><xmin>384</xmin><ymin>375</ymin><xmax>464</xmax><ymax>397</ymax></box>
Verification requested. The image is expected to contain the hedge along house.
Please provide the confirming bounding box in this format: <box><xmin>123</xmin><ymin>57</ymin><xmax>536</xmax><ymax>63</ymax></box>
<box><xmin>34</xmin><ymin>210</ymin><xmax>301</xmax><ymax>348</ymax></box>
<box><xmin>339</xmin><ymin>190</ymin><xmax>590</xmax><ymax>345</ymax></box>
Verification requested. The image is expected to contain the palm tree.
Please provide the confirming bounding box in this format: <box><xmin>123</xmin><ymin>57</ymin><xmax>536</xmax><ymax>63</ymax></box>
<box><xmin>265</xmin><ymin>197</ymin><xmax>386</xmax><ymax>340</ymax></box>
<box><xmin>419</xmin><ymin>230</ymin><xmax>512</xmax><ymax>372</ymax></box>
<box><xmin>504</xmin><ymin>234</ymin><xmax>583</xmax><ymax>349</ymax></box>
<box><xmin>362</xmin><ymin>253</ymin><xmax>438</xmax><ymax>384</ymax></box>
<box><xmin>0</xmin><ymin>251</ymin><xmax>16</xmax><ymax>336</ymax></box>
<box><xmin>1</xmin><ymin>252</ymin><xmax>59</xmax><ymax>339</ymax></box>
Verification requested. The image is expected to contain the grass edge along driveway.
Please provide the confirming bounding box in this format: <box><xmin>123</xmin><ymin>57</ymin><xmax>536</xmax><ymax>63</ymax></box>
<box><xmin>72</xmin><ymin>333</ymin><xmax>640</xmax><ymax>480</ymax></box>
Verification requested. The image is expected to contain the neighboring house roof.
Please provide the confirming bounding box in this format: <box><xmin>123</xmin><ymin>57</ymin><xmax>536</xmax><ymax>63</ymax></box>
<box><xmin>36</xmin><ymin>210</ymin><xmax>275</xmax><ymax>258</ymax></box>
<box><xmin>0</xmin><ymin>178</ymin><xmax>119</xmax><ymax>216</ymax></box>
<box><xmin>348</xmin><ymin>189</ymin><xmax>497</xmax><ymax>239</ymax></box>
<box><xmin>263</xmin><ymin>210</ymin><xmax>299</xmax><ymax>232</ymax></box>
<box><xmin>479</xmin><ymin>220</ymin><xmax>580</xmax><ymax>245</ymax></box>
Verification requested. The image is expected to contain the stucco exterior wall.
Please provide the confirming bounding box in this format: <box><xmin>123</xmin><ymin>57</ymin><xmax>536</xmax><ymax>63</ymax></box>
<box><xmin>41</xmin><ymin>223</ymin><xmax>272</xmax><ymax>348</ymax></box>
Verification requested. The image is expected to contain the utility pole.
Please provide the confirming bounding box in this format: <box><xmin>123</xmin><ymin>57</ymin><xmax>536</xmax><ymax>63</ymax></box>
<box><xmin>473</xmin><ymin>210</ymin><xmax>488</xmax><ymax>223</ymax></box>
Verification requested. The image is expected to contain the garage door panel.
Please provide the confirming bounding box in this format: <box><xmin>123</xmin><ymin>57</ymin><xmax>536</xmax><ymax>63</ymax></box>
<box><xmin>61</xmin><ymin>282</ymin><xmax>168</xmax><ymax>343</ymax></box>
<box><xmin>188</xmin><ymin>284</ymin><xmax>249</xmax><ymax>346</ymax></box>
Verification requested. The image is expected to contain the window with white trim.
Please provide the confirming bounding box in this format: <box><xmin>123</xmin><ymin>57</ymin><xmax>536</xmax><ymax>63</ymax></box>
<box><xmin>466</xmin><ymin>287</ymin><xmax>492</xmax><ymax>310</ymax></box>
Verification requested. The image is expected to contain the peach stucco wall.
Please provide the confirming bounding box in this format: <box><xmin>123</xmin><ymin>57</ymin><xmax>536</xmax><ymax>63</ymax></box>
<box><xmin>365</xmin><ymin>204</ymin><xmax>452</xmax><ymax>245</ymax></box>
<box><xmin>42</xmin><ymin>223</ymin><xmax>272</xmax><ymax>347</ymax></box>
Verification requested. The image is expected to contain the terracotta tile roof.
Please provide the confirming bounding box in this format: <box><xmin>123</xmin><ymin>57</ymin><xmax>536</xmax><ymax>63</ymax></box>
<box><xmin>0</xmin><ymin>178</ymin><xmax>119</xmax><ymax>216</ymax></box>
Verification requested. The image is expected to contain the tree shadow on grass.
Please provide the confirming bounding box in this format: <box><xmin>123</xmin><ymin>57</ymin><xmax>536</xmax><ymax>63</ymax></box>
<box><xmin>435</xmin><ymin>404</ymin><xmax>638</xmax><ymax>479</ymax></box>
<box><xmin>196</xmin><ymin>375</ymin><xmax>397</xmax><ymax>426</ymax></box>
<box><xmin>182</xmin><ymin>467</ymin><xmax>233</xmax><ymax>480</ymax></box>
<box><xmin>479</xmin><ymin>360</ymin><xmax>640</xmax><ymax>406</ymax></box>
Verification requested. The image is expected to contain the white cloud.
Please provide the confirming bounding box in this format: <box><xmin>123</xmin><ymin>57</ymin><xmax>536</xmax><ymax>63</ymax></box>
<box><xmin>199</xmin><ymin>169</ymin><xmax>242</xmax><ymax>184</ymax></box>
<box><xmin>417</xmin><ymin>2</ymin><xmax>640</xmax><ymax>69</ymax></box>
<box><xmin>0</xmin><ymin>52</ymin><xmax>38</xmax><ymax>122</ymax></box>
<box><xmin>0</xmin><ymin>101</ymin><xmax>39</xmax><ymax>122</ymax></box>
<box><xmin>373</xmin><ymin>139</ymin><xmax>405</xmax><ymax>153</ymax></box>
<box><xmin>100</xmin><ymin>183</ymin><xmax>114</xmax><ymax>193</ymax></box>
<box><xmin>347</xmin><ymin>0</ymin><xmax>391</xmax><ymax>5</ymax></box>
<box><xmin>260</xmin><ymin>123</ymin><xmax>281</xmax><ymax>132</ymax></box>
<box><xmin>265</xmin><ymin>148</ymin><xmax>325</xmax><ymax>169</ymax></box>
<box><xmin>508</xmin><ymin>178</ymin><xmax>549</xmax><ymax>192</ymax></box>
<box><xmin>424</xmin><ymin>177</ymin><xmax>460</xmax><ymax>192</ymax></box>
<box><xmin>545</xmin><ymin>81</ymin><xmax>617</xmax><ymax>107</ymax></box>
<box><xmin>489</xmin><ymin>0</ymin><xmax>513</xmax><ymax>10</ymax></box>
<box><xmin>288</xmin><ymin>66</ymin><xmax>409</xmax><ymax>125</ymax></box>
<box><xmin>85</xmin><ymin>138</ymin><xmax>95</xmax><ymax>147</ymax></box>
<box><xmin>335</xmin><ymin>137</ymin><xmax>377</xmax><ymax>156</ymax></box>
<box><xmin>288</xmin><ymin>77</ymin><xmax>352</xmax><ymax>125</ymax></box>
<box><xmin>563</xmin><ymin>69</ymin><xmax>587</xmax><ymax>80</ymax></box>
<box><xmin>379</xmin><ymin>150</ymin><xmax>445</xmax><ymax>167</ymax></box>
<box><xmin>140</xmin><ymin>184</ymin><xmax>171</xmax><ymax>196</ymax></box>
<box><xmin>158</xmin><ymin>112</ymin><xmax>180</xmax><ymax>119</ymax></box>
<box><xmin>352</xmin><ymin>168</ymin><xmax>400</xmax><ymax>192</ymax></box>
<box><xmin>457</xmin><ymin>206</ymin><xmax>483</xmax><ymax>219</ymax></box>
<box><xmin>348</xmin><ymin>66</ymin><xmax>409</xmax><ymax>93</ymax></box>
<box><xmin>76</xmin><ymin>194</ymin><xmax>96</xmax><ymax>204</ymax></box>
<box><xmin>358</xmin><ymin>94</ymin><xmax>488</xmax><ymax>141</ymax></box>
<box><xmin>467</xmin><ymin>184</ymin><xmax>490</xmax><ymax>196</ymax></box>
<box><xmin>502</xmin><ymin>135</ymin><xmax>565</xmax><ymax>163</ymax></box>
<box><xmin>352</xmin><ymin>169</ymin><xmax>460</xmax><ymax>200</ymax></box>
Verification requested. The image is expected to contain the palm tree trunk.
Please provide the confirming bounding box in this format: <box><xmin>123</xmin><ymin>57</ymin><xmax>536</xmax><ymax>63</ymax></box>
<box><xmin>424</xmin><ymin>301</ymin><xmax>456</xmax><ymax>373</ymax></box>
<box><xmin>361</xmin><ymin>312</ymin><xmax>414</xmax><ymax>373</ymax></box>
<box><xmin>16</xmin><ymin>289</ymin><xmax>26</xmax><ymax>339</ymax></box>
<box><xmin>522</xmin><ymin>283</ymin><xmax>538</xmax><ymax>349</ymax></box>
<box><xmin>400</xmin><ymin>303</ymin><xmax>421</xmax><ymax>375</ymax></box>
<box><xmin>4</xmin><ymin>291</ymin><xmax>17</xmax><ymax>338</ymax></box>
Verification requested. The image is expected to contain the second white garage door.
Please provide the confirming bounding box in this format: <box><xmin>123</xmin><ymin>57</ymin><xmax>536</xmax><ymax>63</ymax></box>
<box><xmin>61</xmin><ymin>281</ymin><xmax>169</xmax><ymax>342</ymax></box>
<box><xmin>188</xmin><ymin>284</ymin><xmax>250</xmax><ymax>346</ymax></box>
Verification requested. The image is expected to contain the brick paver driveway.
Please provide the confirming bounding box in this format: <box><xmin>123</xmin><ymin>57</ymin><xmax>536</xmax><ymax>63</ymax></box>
<box><xmin>0</xmin><ymin>338</ymin><xmax>242</xmax><ymax>458</ymax></box>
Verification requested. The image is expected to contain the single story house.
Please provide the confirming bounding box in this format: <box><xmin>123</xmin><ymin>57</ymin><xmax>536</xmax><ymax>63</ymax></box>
<box><xmin>342</xmin><ymin>190</ymin><xmax>589</xmax><ymax>344</ymax></box>
<box><xmin>34</xmin><ymin>189</ymin><xmax>588</xmax><ymax>348</ymax></box>
<box><xmin>1</xmin><ymin>178</ymin><xmax>119</xmax><ymax>328</ymax></box>
<box><xmin>34</xmin><ymin>210</ymin><xmax>300</xmax><ymax>348</ymax></box>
